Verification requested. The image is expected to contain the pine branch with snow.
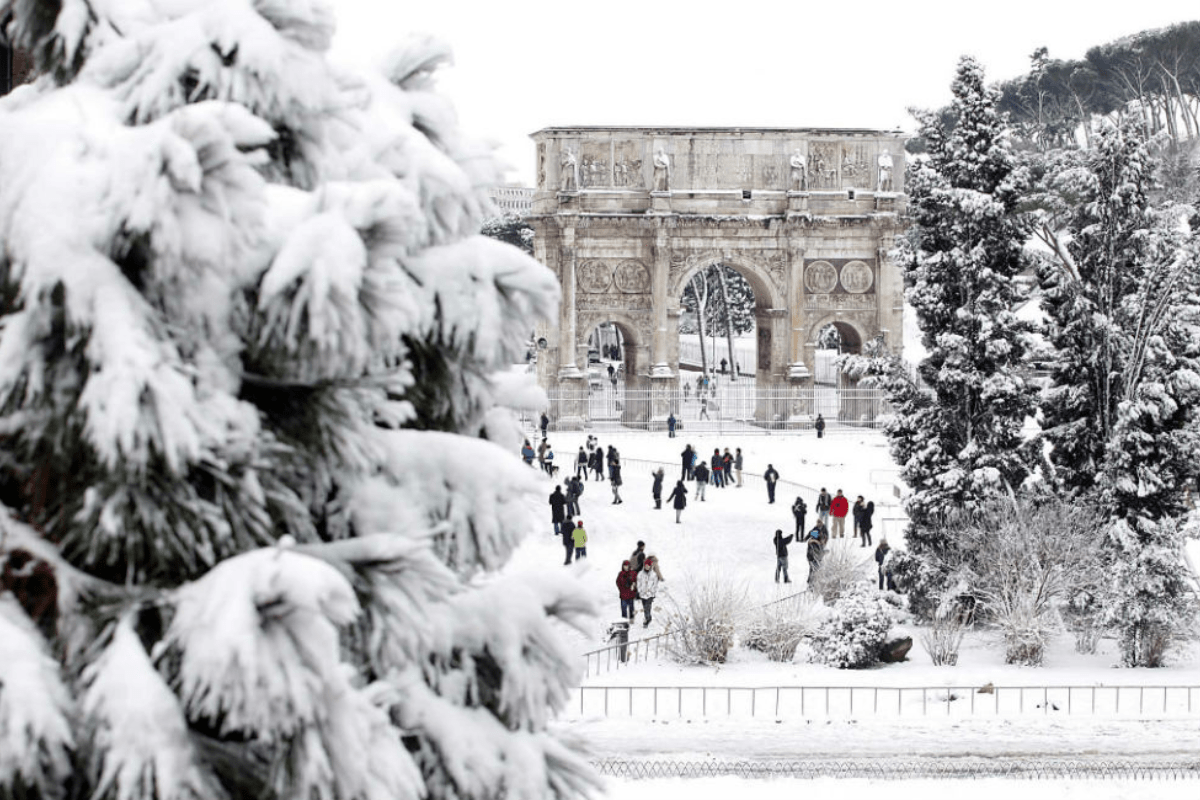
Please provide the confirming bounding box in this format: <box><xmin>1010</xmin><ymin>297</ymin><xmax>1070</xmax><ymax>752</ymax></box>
<box><xmin>0</xmin><ymin>1</ymin><xmax>594</xmax><ymax>798</ymax></box>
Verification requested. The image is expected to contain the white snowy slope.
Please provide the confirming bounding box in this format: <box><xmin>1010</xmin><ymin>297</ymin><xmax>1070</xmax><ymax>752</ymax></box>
<box><xmin>505</xmin><ymin>428</ymin><xmax>1200</xmax><ymax>777</ymax></box>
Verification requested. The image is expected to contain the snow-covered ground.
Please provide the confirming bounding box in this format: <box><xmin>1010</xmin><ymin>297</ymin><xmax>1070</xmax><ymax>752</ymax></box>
<box><xmin>514</xmin><ymin>428</ymin><xmax>1200</xmax><ymax>795</ymax></box>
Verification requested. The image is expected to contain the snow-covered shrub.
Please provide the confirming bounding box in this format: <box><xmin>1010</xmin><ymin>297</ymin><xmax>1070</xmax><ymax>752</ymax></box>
<box><xmin>742</xmin><ymin>594</ymin><xmax>825</xmax><ymax>662</ymax></box>
<box><xmin>1064</xmin><ymin>589</ymin><xmax>1105</xmax><ymax>654</ymax></box>
<box><xmin>663</xmin><ymin>574</ymin><xmax>745</xmax><ymax>664</ymax></box>
<box><xmin>809</xmin><ymin>543</ymin><xmax>872</xmax><ymax>603</ymax></box>
<box><xmin>888</xmin><ymin>548</ymin><xmax>948</xmax><ymax>622</ymax></box>
<box><xmin>806</xmin><ymin>585</ymin><xmax>896</xmax><ymax>669</ymax></box>
<box><xmin>919</xmin><ymin>602</ymin><xmax>972</xmax><ymax>667</ymax></box>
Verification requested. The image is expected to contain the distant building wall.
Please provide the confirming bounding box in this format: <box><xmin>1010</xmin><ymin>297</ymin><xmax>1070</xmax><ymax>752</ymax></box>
<box><xmin>489</xmin><ymin>185</ymin><xmax>534</xmax><ymax>216</ymax></box>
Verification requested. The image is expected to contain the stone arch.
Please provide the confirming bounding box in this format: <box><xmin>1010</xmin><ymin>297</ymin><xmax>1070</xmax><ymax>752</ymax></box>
<box><xmin>807</xmin><ymin>316</ymin><xmax>868</xmax><ymax>354</ymax></box>
<box><xmin>669</xmin><ymin>254</ymin><xmax>783</xmax><ymax>311</ymax></box>
<box><xmin>575</xmin><ymin>311</ymin><xmax>653</xmax><ymax>389</ymax></box>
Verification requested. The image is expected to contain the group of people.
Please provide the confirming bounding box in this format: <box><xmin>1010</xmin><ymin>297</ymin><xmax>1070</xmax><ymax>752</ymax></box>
<box><xmin>521</xmin><ymin>438</ymin><xmax>558</xmax><ymax>476</ymax></box>
<box><xmin>781</xmin><ymin>488</ymin><xmax>893</xmax><ymax>590</ymax></box>
<box><xmin>615</xmin><ymin>541</ymin><xmax>665</xmax><ymax>627</ymax></box>
<box><xmin>572</xmin><ymin>439</ymin><xmax>626</xmax><ymax>504</ymax></box>
<box><xmin>794</xmin><ymin>488</ymin><xmax>875</xmax><ymax>546</ymax></box>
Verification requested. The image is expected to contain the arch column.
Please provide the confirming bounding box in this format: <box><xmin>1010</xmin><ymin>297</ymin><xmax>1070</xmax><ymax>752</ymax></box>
<box><xmin>649</xmin><ymin>228</ymin><xmax>675</xmax><ymax>430</ymax></box>
<box><xmin>554</xmin><ymin>233</ymin><xmax>588</xmax><ymax>430</ymax></box>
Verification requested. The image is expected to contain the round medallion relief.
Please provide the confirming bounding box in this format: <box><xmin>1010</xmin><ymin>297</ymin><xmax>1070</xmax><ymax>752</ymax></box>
<box><xmin>578</xmin><ymin>260</ymin><xmax>613</xmax><ymax>293</ymax></box>
<box><xmin>840</xmin><ymin>260</ymin><xmax>874</xmax><ymax>294</ymax></box>
<box><xmin>804</xmin><ymin>261</ymin><xmax>838</xmax><ymax>294</ymax></box>
<box><xmin>613</xmin><ymin>260</ymin><xmax>651</xmax><ymax>293</ymax></box>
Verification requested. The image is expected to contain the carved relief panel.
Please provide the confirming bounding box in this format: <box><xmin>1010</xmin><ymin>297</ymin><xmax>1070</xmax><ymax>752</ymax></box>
<box><xmin>803</xmin><ymin>259</ymin><xmax>877</xmax><ymax>308</ymax></box>
<box><xmin>578</xmin><ymin>260</ymin><xmax>613</xmax><ymax>293</ymax></box>
<box><xmin>613</xmin><ymin>260</ymin><xmax>651</xmax><ymax>293</ymax></box>
<box><xmin>537</xmin><ymin>143</ymin><xmax>546</xmax><ymax>189</ymax></box>
<box><xmin>612</xmin><ymin>141</ymin><xmax>644</xmax><ymax>188</ymax></box>
<box><xmin>580</xmin><ymin>142</ymin><xmax>611</xmax><ymax>188</ymax></box>
<box><xmin>807</xmin><ymin>142</ymin><xmax>840</xmax><ymax>189</ymax></box>
<box><xmin>840</xmin><ymin>144</ymin><xmax>870</xmax><ymax>188</ymax></box>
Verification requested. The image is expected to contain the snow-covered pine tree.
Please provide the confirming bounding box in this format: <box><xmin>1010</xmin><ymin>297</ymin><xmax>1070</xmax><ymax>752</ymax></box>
<box><xmin>888</xmin><ymin>57</ymin><xmax>1037</xmax><ymax>617</ymax></box>
<box><xmin>1038</xmin><ymin>117</ymin><xmax>1200</xmax><ymax>666</ymax></box>
<box><xmin>0</xmin><ymin>2</ymin><xmax>598</xmax><ymax>799</ymax></box>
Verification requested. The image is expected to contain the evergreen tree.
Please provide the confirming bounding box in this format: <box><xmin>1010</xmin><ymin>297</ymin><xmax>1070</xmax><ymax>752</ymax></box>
<box><xmin>1038</xmin><ymin>117</ymin><xmax>1200</xmax><ymax>665</ymax></box>
<box><xmin>889</xmin><ymin>57</ymin><xmax>1037</xmax><ymax>616</ymax></box>
<box><xmin>0</xmin><ymin>2</ymin><xmax>597</xmax><ymax>799</ymax></box>
<box><xmin>481</xmin><ymin>211</ymin><xmax>534</xmax><ymax>256</ymax></box>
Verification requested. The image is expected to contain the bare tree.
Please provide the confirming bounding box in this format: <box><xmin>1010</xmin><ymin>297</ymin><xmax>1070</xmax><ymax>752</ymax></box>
<box><xmin>947</xmin><ymin>495</ymin><xmax>1107</xmax><ymax>666</ymax></box>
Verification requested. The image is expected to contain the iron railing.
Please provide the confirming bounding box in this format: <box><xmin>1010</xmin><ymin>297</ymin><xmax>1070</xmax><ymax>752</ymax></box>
<box><xmin>527</xmin><ymin>382</ymin><xmax>892</xmax><ymax>434</ymax></box>
<box><xmin>592</xmin><ymin>757</ymin><xmax>1200</xmax><ymax>780</ymax></box>
<box><xmin>571</xmin><ymin>684</ymin><xmax>1200</xmax><ymax>719</ymax></box>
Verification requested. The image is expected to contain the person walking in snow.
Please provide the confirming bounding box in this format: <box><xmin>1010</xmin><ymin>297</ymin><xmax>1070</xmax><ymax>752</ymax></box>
<box><xmin>548</xmin><ymin>485</ymin><xmax>567</xmax><ymax>535</ymax></box>
<box><xmin>566</xmin><ymin>476</ymin><xmax>583</xmax><ymax>517</ymax></box>
<box><xmin>723</xmin><ymin>449</ymin><xmax>734</xmax><ymax>487</ymax></box>
<box><xmin>610</xmin><ymin>458</ymin><xmax>624</xmax><ymax>505</ymax></box>
<box><xmin>711</xmin><ymin>449</ymin><xmax>724</xmax><ymax>488</ymax></box>
<box><xmin>560</xmin><ymin>519</ymin><xmax>576</xmax><ymax>565</ymax></box>
<box><xmin>680</xmin><ymin>444</ymin><xmax>695</xmax><ymax>481</ymax></box>
<box><xmin>816</xmin><ymin>488</ymin><xmax>832</xmax><ymax>525</ymax></box>
<box><xmin>667</xmin><ymin>413</ymin><xmax>677</xmax><ymax>438</ymax></box>
<box><xmin>773</xmin><ymin>529</ymin><xmax>795</xmax><ymax>583</ymax></box>
<box><xmin>629</xmin><ymin>541</ymin><xmax>647</xmax><ymax>573</ymax></box>
<box><xmin>829</xmin><ymin>489</ymin><xmax>849</xmax><ymax>538</ymax></box>
<box><xmin>636</xmin><ymin>558</ymin><xmax>660</xmax><ymax>627</ymax></box>
<box><xmin>571</xmin><ymin>519</ymin><xmax>588</xmax><ymax>560</ymax></box>
<box><xmin>815</xmin><ymin>414</ymin><xmax>826</xmax><ymax>439</ymax></box>
<box><xmin>652</xmin><ymin>467</ymin><xmax>665</xmax><ymax>509</ymax></box>
<box><xmin>606</xmin><ymin>445</ymin><xmax>619</xmax><ymax>481</ymax></box>
<box><xmin>668</xmin><ymin>480</ymin><xmax>688</xmax><ymax>523</ymax></box>
<box><xmin>576</xmin><ymin>446</ymin><xmax>589</xmax><ymax>480</ymax></box>
<box><xmin>860</xmin><ymin>500</ymin><xmax>875</xmax><ymax>548</ymax></box>
<box><xmin>734</xmin><ymin>447</ymin><xmax>744</xmax><ymax>487</ymax></box>
<box><xmin>763</xmin><ymin>464</ymin><xmax>780</xmax><ymax>503</ymax></box>
<box><xmin>852</xmin><ymin>495</ymin><xmax>865</xmax><ymax>541</ymax></box>
<box><xmin>875</xmin><ymin>539</ymin><xmax>894</xmax><ymax>591</ymax></box>
<box><xmin>589</xmin><ymin>446</ymin><xmax>605</xmax><ymax>481</ymax></box>
<box><xmin>699</xmin><ymin>396</ymin><xmax>710</xmax><ymax>421</ymax></box>
<box><xmin>521</xmin><ymin>439</ymin><xmax>535</xmax><ymax>466</ymax></box>
<box><xmin>616</xmin><ymin>561</ymin><xmax>638</xmax><ymax>620</ymax></box>
<box><xmin>540</xmin><ymin>412</ymin><xmax>549</xmax><ymax>438</ymax></box>
<box><xmin>791</xmin><ymin>495</ymin><xmax>807</xmax><ymax>537</ymax></box>
<box><xmin>806</xmin><ymin>525</ymin><xmax>824</xmax><ymax>584</ymax></box>
<box><xmin>693</xmin><ymin>461</ymin><xmax>708</xmax><ymax>501</ymax></box>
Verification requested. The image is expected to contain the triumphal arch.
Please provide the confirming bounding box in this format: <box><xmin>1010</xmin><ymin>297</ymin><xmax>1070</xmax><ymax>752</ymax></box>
<box><xmin>528</xmin><ymin>126</ymin><xmax>906</xmax><ymax>428</ymax></box>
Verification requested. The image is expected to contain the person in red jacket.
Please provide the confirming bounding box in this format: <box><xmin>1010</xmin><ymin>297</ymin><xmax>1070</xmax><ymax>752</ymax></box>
<box><xmin>829</xmin><ymin>489</ymin><xmax>850</xmax><ymax>538</ymax></box>
<box><xmin>616</xmin><ymin>560</ymin><xmax>638</xmax><ymax>620</ymax></box>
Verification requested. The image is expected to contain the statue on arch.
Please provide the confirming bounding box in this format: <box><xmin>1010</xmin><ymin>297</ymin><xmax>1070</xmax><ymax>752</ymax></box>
<box><xmin>789</xmin><ymin>150</ymin><xmax>807</xmax><ymax>191</ymax></box>
<box><xmin>560</xmin><ymin>148</ymin><xmax>579</xmax><ymax>192</ymax></box>
<box><xmin>652</xmin><ymin>148</ymin><xmax>671</xmax><ymax>192</ymax></box>
<box><xmin>877</xmin><ymin>150</ymin><xmax>894</xmax><ymax>192</ymax></box>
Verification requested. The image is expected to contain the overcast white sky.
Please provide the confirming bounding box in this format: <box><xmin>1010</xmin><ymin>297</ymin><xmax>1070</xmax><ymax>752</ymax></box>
<box><xmin>332</xmin><ymin>0</ymin><xmax>1198</xmax><ymax>186</ymax></box>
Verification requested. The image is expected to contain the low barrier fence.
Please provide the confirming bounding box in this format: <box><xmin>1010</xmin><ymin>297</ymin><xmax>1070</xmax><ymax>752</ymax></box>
<box><xmin>593</xmin><ymin>757</ymin><xmax>1200</xmax><ymax>780</ymax></box>
<box><xmin>570</xmin><ymin>684</ymin><xmax>1200</xmax><ymax>719</ymax></box>
<box><xmin>526</xmin><ymin>384</ymin><xmax>892</xmax><ymax>434</ymax></box>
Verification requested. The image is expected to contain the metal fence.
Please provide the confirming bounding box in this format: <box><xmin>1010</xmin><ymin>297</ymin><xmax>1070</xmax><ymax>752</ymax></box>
<box><xmin>593</xmin><ymin>757</ymin><xmax>1200</xmax><ymax>781</ymax></box>
<box><xmin>571</xmin><ymin>684</ymin><xmax>1200</xmax><ymax>720</ymax></box>
<box><xmin>583</xmin><ymin>582</ymin><xmax>816</xmax><ymax>678</ymax></box>
<box><xmin>530</xmin><ymin>382</ymin><xmax>891</xmax><ymax>434</ymax></box>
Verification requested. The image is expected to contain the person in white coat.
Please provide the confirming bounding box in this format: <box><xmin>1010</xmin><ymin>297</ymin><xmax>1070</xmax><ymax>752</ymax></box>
<box><xmin>636</xmin><ymin>559</ymin><xmax>660</xmax><ymax>627</ymax></box>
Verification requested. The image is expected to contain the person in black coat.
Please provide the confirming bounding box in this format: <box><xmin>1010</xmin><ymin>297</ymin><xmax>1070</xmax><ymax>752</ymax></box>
<box><xmin>815</xmin><ymin>414</ymin><xmax>826</xmax><ymax>438</ymax></box>
<box><xmin>763</xmin><ymin>464</ymin><xmax>780</xmax><ymax>503</ymax></box>
<box><xmin>652</xmin><ymin>468</ymin><xmax>665</xmax><ymax>509</ymax></box>
<box><xmin>566</xmin><ymin>476</ymin><xmax>583</xmax><ymax>517</ymax></box>
<box><xmin>860</xmin><ymin>500</ymin><xmax>875</xmax><ymax>547</ymax></box>
<box><xmin>773</xmin><ymin>529</ymin><xmax>795</xmax><ymax>583</ymax></box>
<box><xmin>680</xmin><ymin>444</ymin><xmax>695</xmax><ymax>481</ymax></box>
<box><xmin>610</xmin><ymin>460</ymin><xmax>623</xmax><ymax>504</ymax></box>
<box><xmin>561</xmin><ymin>519</ymin><xmax>576</xmax><ymax>565</ymax></box>
<box><xmin>668</xmin><ymin>480</ymin><xmax>688</xmax><ymax>524</ymax></box>
<box><xmin>589</xmin><ymin>447</ymin><xmax>605</xmax><ymax>481</ymax></box>
<box><xmin>548</xmin><ymin>486</ymin><xmax>567</xmax><ymax>534</ymax></box>
<box><xmin>791</xmin><ymin>496</ymin><xmax>807</xmax><ymax>537</ymax></box>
